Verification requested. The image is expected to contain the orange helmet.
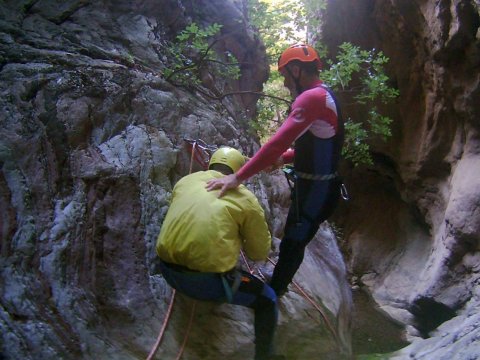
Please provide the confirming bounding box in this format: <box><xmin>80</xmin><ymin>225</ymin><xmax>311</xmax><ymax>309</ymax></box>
<box><xmin>278</xmin><ymin>44</ymin><xmax>322</xmax><ymax>71</ymax></box>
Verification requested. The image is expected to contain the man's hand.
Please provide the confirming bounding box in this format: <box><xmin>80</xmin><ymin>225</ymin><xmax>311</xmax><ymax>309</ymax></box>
<box><xmin>206</xmin><ymin>174</ymin><xmax>241</xmax><ymax>198</ymax></box>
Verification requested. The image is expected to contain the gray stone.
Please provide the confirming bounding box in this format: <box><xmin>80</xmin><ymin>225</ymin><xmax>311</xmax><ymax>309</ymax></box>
<box><xmin>0</xmin><ymin>1</ymin><xmax>352</xmax><ymax>359</ymax></box>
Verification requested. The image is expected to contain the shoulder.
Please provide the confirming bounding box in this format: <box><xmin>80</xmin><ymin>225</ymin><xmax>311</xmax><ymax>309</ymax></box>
<box><xmin>304</xmin><ymin>85</ymin><xmax>328</xmax><ymax>99</ymax></box>
<box><xmin>174</xmin><ymin>170</ymin><xmax>215</xmax><ymax>188</ymax></box>
<box><xmin>294</xmin><ymin>86</ymin><xmax>327</xmax><ymax>107</ymax></box>
<box><xmin>237</xmin><ymin>185</ymin><xmax>264</xmax><ymax>210</ymax></box>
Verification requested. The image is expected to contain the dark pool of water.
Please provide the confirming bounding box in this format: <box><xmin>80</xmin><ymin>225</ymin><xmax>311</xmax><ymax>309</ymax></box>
<box><xmin>351</xmin><ymin>289</ymin><xmax>410</xmax><ymax>358</ymax></box>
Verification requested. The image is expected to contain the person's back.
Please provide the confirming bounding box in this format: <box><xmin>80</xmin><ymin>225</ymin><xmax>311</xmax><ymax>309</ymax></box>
<box><xmin>157</xmin><ymin>169</ymin><xmax>270</xmax><ymax>272</ymax></box>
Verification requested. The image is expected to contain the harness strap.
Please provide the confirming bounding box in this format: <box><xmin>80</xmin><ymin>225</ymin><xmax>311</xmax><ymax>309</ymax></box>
<box><xmin>295</xmin><ymin>170</ymin><xmax>338</xmax><ymax>181</ymax></box>
<box><xmin>221</xmin><ymin>270</ymin><xmax>242</xmax><ymax>303</ymax></box>
<box><xmin>162</xmin><ymin>261</ymin><xmax>242</xmax><ymax>304</ymax></box>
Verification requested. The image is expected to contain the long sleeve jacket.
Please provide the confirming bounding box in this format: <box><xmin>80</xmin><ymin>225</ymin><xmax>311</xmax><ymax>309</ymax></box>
<box><xmin>236</xmin><ymin>79</ymin><xmax>341</xmax><ymax>181</ymax></box>
<box><xmin>156</xmin><ymin>170</ymin><xmax>271</xmax><ymax>273</ymax></box>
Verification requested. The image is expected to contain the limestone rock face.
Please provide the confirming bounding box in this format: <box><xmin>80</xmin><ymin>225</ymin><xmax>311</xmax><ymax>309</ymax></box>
<box><xmin>0</xmin><ymin>1</ymin><xmax>352</xmax><ymax>359</ymax></box>
<box><xmin>322</xmin><ymin>0</ymin><xmax>480</xmax><ymax>358</ymax></box>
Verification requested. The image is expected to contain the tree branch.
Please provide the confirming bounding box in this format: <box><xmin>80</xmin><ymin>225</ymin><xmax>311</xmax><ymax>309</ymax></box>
<box><xmin>197</xmin><ymin>87</ymin><xmax>291</xmax><ymax>105</ymax></box>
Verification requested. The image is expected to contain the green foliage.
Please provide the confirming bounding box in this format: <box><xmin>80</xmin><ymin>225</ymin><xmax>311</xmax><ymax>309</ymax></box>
<box><xmin>159</xmin><ymin>2</ymin><xmax>399</xmax><ymax>167</ymax></box>
<box><xmin>250</xmin><ymin>79</ymin><xmax>290</xmax><ymax>141</ymax></box>
<box><xmin>321</xmin><ymin>43</ymin><xmax>365</xmax><ymax>89</ymax></box>
<box><xmin>368</xmin><ymin>108</ymin><xmax>393</xmax><ymax>141</ymax></box>
<box><xmin>248</xmin><ymin>1</ymin><xmax>399</xmax><ymax>166</ymax></box>
<box><xmin>322</xmin><ymin>43</ymin><xmax>399</xmax><ymax>104</ymax></box>
<box><xmin>319</xmin><ymin>43</ymin><xmax>398</xmax><ymax>165</ymax></box>
<box><xmin>247</xmin><ymin>0</ymin><xmax>303</xmax><ymax>142</ymax></box>
<box><xmin>248</xmin><ymin>0</ymin><xmax>307</xmax><ymax>64</ymax></box>
<box><xmin>302</xmin><ymin>0</ymin><xmax>327</xmax><ymax>44</ymax></box>
<box><xmin>162</xmin><ymin>22</ymin><xmax>240</xmax><ymax>86</ymax></box>
<box><xmin>343</xmin><ymin>120</ymin><xmax>373</xmax><ymax>166</ymax></box>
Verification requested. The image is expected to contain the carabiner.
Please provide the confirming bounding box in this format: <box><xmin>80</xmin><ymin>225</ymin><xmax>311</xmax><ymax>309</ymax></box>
<box><xmin>340</xmin><ymin>183</ymin><xmax>350</xmax><ymax>201</ymax></box>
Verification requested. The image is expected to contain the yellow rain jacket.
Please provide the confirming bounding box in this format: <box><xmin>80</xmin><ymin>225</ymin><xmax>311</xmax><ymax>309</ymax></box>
<box><xmin>156</xmin><ymin>170</ymin><xmax>271</xmax><ymax>273</ymax></box>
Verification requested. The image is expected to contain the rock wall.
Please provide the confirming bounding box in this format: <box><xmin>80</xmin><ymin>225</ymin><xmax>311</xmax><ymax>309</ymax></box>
<box><xmin>0</xmin><ymin>1</ymin><xmax>352</xmax><ymax>359</ymax></box>
<box><xmin>321</xmin><ymin>0</ymin><xmax>480</xmax><ymax>358</ymax></box>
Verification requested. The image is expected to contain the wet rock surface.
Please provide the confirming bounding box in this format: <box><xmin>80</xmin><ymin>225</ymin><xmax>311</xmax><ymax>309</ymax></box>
<box><xmin>322</xmin><ymin>0</ymin><xmax>480</xmax><ymax>358</ymax></box>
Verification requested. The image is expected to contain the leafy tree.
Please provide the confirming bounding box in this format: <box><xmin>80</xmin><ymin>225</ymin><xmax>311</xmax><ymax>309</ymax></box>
<box><xmin>159</xmin><ymin>2</ymin><xmax>399</xmax><ymax>166</ymax></box>
<box><xmin>248</xmin><ymin>0</ymin><xmax>399</xmax><ymax>166</ymax></box>
<box><xmin>248</xmin><ymin>0</ymin><xmax>307</xmax><ymax>64</ymax></box>
<box><xmin>162</xmin><ymin>23</ymin><xmax>240</xmax><ymax>86</ymax></box>
<box><xmin>320</xmin><ymin>43</ymin><xmax>398</xmax><ymax>165</ymax></box>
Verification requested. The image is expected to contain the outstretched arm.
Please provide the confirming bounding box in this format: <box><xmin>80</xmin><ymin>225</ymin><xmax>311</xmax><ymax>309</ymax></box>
<box><xmin>206</xmin><ymin>99</ymin><xmax>312</xmax><ymax>197</ymax></box>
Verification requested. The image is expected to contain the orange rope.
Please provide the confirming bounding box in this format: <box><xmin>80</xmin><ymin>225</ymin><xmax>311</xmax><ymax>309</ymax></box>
<box><xmin>175</xmin><ymin>301</ymin><xmax>197</xmax><ymax>360</ymax></box>
<box><xmin>147</xmin><ymin>142</ymin><xmax>202</xmax><ymax>360</ymax></box>
<box><xmin>241</xmin><ymin>254</ymin><xmax>338</xmax><ymax>344</ymax></box>
<box><xmin>291</xmin><ymin>280</ymin><xmax>339</xmax><ymax>344</ymax></box>
<box><xmin>266</xmin><ymin>257</ymin><xmax>339</xmax><ymax>344</ymax></box>
<box><xmin>146</xmin><ymin>289</ymin><xmax>177</xmax><ymax>360</ymax></box>
<box><xmin>240</xmin><ymin>251</ymin><xmax>254</xmax><ymax>274</ymax></box>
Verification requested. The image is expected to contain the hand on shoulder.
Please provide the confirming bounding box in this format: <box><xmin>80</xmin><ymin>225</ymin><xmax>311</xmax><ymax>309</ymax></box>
<box><xmin>205</xmin><ymin>174</ymin><xmax>241</xmax><ymax>198</ymax></box>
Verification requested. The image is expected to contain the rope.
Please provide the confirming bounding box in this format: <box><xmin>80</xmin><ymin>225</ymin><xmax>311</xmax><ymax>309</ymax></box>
<box><xmin>240</xmin><ymin>251</ymin><xmax>254</xmax><ymax>274</ymax></box>
<box><xmin>240</xmin><ymin>254</ymin><xmax>339</xmax><ymax>345</ymax></box>
<box><xmin>189</xmin><ymin>141</ymin><xmax>197</xmax><ymax>174</ymax></box>
<box><xmin>266</xmin><ymin>257</ymin><xmax>339</xmax><ymax>345</ymax></box>
<box><xmin>150</xmin><ymin>140</ymin><xmax>341</xmax><ymax>358</ymax></box>
<box><xmin>184</xmin><ymin>138</ymin><xmax>217</xmax><ymax>170</ymax></box>
<box><xmin>146</xmin><ymin>289</ymin><xmax>176</xmax><ymax>360</ymax></box>
<box><xmin>241</xmin><ymin>253</ymin><xmax>339</xmax><ymax>345</ymax></box>
<box><xmin>147</xmin><ymin>141</ymin><xmax>203</xmax><ymax>360</ymax></box>
<box><xmin>175</xmin><ymin>300</ymin><xmax>197</xmax><ymax>360</ymax></box>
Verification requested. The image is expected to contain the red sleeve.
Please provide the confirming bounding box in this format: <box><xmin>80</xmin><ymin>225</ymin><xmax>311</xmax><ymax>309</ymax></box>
<box><xmin>236</xmin><ymin>100</ymin><xmax>315</xmax><ymax>181</ymax></box>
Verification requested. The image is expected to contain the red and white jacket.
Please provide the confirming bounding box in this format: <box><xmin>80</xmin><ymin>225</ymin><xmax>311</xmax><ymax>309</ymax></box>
<box><xmin>237</xmin><ymin>79</ymin><xmax>342</xmax><ymax>181</ymax></box>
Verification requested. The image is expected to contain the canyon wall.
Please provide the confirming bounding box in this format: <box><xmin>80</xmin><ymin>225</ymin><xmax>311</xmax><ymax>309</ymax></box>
<box><xmin>321</xmin><ymin>0</ymin><xmax>480</xmax><ymax>358</ymax></box>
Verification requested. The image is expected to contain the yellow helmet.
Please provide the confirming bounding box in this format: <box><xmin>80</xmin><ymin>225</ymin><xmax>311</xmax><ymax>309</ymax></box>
<box><xmin>209</xmin><ymin>147</ymin><xmax>246</xmax><ymax>173</ymax></box>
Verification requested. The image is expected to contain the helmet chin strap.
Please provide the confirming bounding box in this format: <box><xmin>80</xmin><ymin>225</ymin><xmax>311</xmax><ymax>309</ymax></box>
<box><xmin>286</xmin><ymin>66</ymin><xmax>304</xmax><ymax>95</ymax></box>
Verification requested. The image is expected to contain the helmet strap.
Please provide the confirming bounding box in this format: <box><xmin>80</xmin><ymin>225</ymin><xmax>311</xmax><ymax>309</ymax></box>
<box><xmin>286</xmin><ymin>66</ymin><xmax>304</xmax><ymax>95</ymax></box>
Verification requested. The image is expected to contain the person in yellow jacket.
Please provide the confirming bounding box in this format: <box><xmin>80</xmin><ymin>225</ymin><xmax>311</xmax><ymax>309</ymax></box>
<box><xmin>156</xmin><ymin>147</ymin><xmax>283</xmax><ymax>360</ymax></box>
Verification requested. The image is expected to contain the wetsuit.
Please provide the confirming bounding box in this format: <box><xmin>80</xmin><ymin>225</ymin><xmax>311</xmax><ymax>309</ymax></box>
<box><xmin>236</xmin><ymin>79</ymin><xmax>343</xmax><ymax>295</ymax></box>
<box><xmin>156</xmin><ymin>170</ymin><xmax>277</xmax><ymax>359</ymax></box>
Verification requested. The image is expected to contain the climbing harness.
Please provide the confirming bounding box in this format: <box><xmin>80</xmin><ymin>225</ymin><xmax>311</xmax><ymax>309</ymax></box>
<box><xmin>295</xmin><ymin>170</ymin><xmax>338</xmax><ymax>181</ymax></box>
<box><xmin>221</xmin><ymin>270</ymin><xmax>242</xmax><ymax>303</ymax></box>
<box><xmin>283</xmin><ymin>165</ymin><xmax>350</xmax><ymax>202</ymax></box>
<box><xmin>283</xmin><ymin>165</ymin><xmax>301</xmax><ymax>224</ymax></box>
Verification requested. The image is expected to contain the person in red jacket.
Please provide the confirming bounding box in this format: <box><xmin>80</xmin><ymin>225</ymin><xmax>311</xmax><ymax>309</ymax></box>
<box><xmin>206</xmin><ymin>44</ymin><xmax>344</xmax><ymax>297</ymax></box>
